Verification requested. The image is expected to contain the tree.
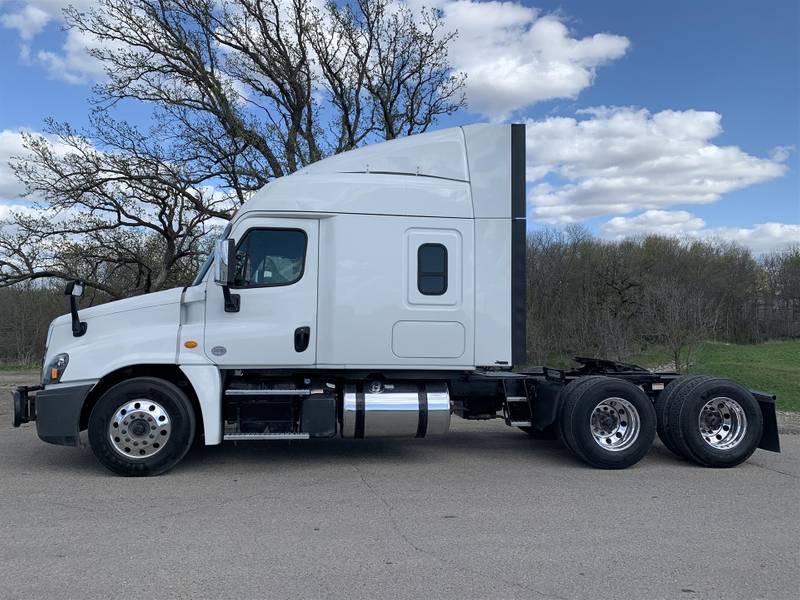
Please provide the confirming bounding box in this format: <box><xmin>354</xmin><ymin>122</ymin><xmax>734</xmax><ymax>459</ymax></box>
<box><xmin>1</xmin><ymin>0</ymin><xmax>466</xmax><ymax>295</ymax></box>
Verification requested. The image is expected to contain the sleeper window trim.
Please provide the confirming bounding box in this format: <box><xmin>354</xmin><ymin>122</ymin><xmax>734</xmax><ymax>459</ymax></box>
<box><xmin>417</xmin><ymin>243</ymin><xmax>448</xmax><ymax>296</ymax></box>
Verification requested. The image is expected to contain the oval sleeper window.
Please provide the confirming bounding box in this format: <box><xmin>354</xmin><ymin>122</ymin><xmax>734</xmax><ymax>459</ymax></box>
<box><xmin>418</xmin><ymin>243</ymin><xmax>448</xmax><ymax>295</ymax></box>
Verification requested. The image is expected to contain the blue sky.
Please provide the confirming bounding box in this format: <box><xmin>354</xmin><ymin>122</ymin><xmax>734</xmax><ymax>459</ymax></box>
<box><xmin>1</xmin><ymin>0</ymin><xmax>798</xmax><ymax>251</ymax></box>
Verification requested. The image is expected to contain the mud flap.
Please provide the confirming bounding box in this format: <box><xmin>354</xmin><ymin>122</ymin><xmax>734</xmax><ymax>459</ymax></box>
<box><xmin>752</xmin><ymin>390</ymin><xmax>780</xmax><ymax>453</ymax></box>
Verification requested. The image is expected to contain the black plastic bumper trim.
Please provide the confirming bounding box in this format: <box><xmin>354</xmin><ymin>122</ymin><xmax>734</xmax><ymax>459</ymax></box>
<box><xmin>35</xmin><ymin>384</ymin><xmax>94</xmax><ymax>447</ymax></box>
<box><xmin>12</xmin><ymin>385</ymin><xmax>41</xmax><ymax>427</ymax></box>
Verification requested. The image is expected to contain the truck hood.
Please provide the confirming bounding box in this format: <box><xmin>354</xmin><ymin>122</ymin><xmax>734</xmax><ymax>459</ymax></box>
<box><xmin>53</xmin><ymin>287</ymin><xmax>185</xmax><ymax>325</ymax></box>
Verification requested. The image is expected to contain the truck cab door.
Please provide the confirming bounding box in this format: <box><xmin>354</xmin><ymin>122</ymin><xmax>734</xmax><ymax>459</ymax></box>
<box><xmin>204</xmin><ymin>217</ymin><xmax>318</xmax><ymax>368</ymax></box>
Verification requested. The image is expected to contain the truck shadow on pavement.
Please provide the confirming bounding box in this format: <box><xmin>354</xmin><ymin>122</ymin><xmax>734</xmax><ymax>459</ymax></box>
<box><xmin>5</xmin><ymin>423</ymin><xmax>683</xmax><ymax>477</ymax></box>
<box><xmin>175</xmin><ymin>428</ymin><xmax>684</xmax><ymax>475</ymax></box>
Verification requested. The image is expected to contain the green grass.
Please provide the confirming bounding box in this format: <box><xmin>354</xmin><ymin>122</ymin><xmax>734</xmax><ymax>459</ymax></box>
<box><xmin>686</xmin><ymin>341</ymin><xmax>800</xmax><ymax>412</ymax></box>
<box><xmin>546</xmin><ymin>340</ymin><xmax>800</xmax><ymax>412</ymax></box>
<box><xmin>0</xmin><ymin>363</ymin><xmax>38</xmax><ymax>371</ymax></box>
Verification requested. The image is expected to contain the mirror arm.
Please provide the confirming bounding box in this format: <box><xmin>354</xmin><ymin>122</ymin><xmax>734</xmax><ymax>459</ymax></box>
<box><xmin>222</xmin><ymin>285</ymin><xmax>240</xmax><ymax>313</ymax></box>
<box><xmin>70</xmin><ymin>295</ymin><xmax>87</xmax><ymax>337</ymax></box>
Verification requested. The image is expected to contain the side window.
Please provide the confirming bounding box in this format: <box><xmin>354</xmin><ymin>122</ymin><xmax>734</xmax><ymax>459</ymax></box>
<box><xmin>233</xmin><ymin>228</ymin><xmax>307</xmax><ymax>288</ymax></box>
<box><xmin>417</xmin><ymin>243</ymin><xmax>448</xmax><ymax>295</ymax></box>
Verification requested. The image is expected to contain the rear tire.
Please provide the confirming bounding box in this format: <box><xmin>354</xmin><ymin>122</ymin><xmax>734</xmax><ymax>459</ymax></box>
<box><xmin>559</xmin><ymin>376</ymin><xmax>656</xmax><ymax>469</ymax></box>
<box><xmin>556</xmin><ymin>376</ymin><xmax>607</xmax><ymax>455</ymax></box>
<box><xmin>666</xmin><ymin>378</ymin><xmax>762</xmax><ymax>468</ymax></box>
<box><xmin>88</xmin><ymin>377</ymin><xmax>196</xmax><ymax>476</ymax></box>
<box><xmin>654</xmin><ymin>375</ymin><xmax>711</xmax><ymax>459</ymax></box>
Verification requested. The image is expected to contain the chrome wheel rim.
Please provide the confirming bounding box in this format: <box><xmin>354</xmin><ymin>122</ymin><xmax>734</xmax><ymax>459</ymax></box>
<box><xmin>590</xmin><ymin>397</ymin><xmax>640</xmax><ymax>452</ymax></box>
<box><xmin>108</xmin><ymin>399</ymin><xmax>171</xmax><ymax>459</ymax></box>
<box><xmin>699</xmin><ymin>397</ymin><xmax>747</xmax><ymax>450</ymax></box>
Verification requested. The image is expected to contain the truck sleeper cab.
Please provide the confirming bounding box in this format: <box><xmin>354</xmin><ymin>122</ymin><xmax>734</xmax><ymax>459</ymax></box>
<box><xmin>11</xmin><ymin>124</ymin><xmax>780</xmax><ymax>476</ymax></box>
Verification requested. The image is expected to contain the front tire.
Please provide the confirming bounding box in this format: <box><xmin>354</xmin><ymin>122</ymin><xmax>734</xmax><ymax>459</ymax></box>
<box><xmin>559</xmin><ymin>377</ymin><xmax>656</xmax><ymax>469</ymax></box>
<box><xmin>88</xmin><ymin>377</ymin><xmax>196</xmax><ymax>476</ymax></box>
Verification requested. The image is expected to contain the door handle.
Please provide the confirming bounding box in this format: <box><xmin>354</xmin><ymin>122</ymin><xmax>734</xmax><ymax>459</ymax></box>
<box><xmin>294</xmin><ymin>326</ymin><xmax>310</xmax><ymax>352</ymax></box>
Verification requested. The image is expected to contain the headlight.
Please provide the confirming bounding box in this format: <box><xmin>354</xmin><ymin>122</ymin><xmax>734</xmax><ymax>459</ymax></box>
<box><xmin>44</xmin><ymin>353</ymin><xmax>69</xmax><ymax>384</ymax></box>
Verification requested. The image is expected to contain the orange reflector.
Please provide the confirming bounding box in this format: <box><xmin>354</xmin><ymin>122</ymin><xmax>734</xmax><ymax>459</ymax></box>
<box><xmin>184</xmin><ymin>340</ymin><xmax>198</xmax><ymax>349</ymax></box>
<box><xmin>50</xmin><ymin>367</ymin><xmax>59</xmax><ymax>380</ymax></box>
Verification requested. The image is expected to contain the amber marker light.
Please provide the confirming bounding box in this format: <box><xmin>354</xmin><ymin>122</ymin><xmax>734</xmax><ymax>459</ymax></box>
<box><xmin>184</xmin><ymin>340</ymin><xmax>198</xmax><ymax>349</ymax></box>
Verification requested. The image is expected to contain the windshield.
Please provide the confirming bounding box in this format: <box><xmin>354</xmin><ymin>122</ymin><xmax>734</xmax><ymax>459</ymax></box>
<box><xmin>191</xmin><ymin>222</ymin><xmax>233</xmax><ymax>286</ymax></box>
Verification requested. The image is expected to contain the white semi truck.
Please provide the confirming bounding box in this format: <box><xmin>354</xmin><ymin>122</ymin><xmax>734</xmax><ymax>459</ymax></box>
<box><xmin>11</xmin><ymin>124</ymin><xmax>780</xmax><ymax>476</ymax></box>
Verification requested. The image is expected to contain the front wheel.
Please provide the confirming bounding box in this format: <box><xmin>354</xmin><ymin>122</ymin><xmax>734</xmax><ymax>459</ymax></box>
<box><xmin>559</xmin><ymin>377</ymin><xmax>656</xmax><ymax>469</ymax></box>
<box><xmin>88</xmin><ymin>377</ymin><xmax>196</xmax><ymax>476</ymax></box>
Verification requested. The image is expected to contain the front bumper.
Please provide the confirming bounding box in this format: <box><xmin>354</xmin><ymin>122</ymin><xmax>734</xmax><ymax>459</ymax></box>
<box><xmin>12</xmin><ymin>385</ymin><xmax>40</xmax><ymax>427</ymax></box>
<box><xmin>11</xmin><ymin>383</ymin><xmax>94</xmax><ymax>446</ymax></box>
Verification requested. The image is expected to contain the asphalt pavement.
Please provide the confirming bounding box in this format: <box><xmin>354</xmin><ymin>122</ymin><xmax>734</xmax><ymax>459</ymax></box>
<box><xmin>1</xmin><ymin>414</ymin><xmax>798</xmax><ymax>600</ymax></box>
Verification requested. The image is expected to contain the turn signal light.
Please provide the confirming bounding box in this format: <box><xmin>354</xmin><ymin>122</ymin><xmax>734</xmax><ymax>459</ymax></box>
<box><xmin>44</xmin><ymin>353</ymin><xmax>69</xmax><ymax>384</ymax></box>
<box><xmin>184</xmin><ymin>340</ymin><xmax>198</xmax><ymax>349</ymax></box>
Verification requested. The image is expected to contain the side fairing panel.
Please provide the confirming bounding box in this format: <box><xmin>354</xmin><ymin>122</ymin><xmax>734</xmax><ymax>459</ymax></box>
<box><xmin>474</xmin><ymin>218</ymin><xmax>512</xmax><ymax>367</ymax></box>
<box><xmin>462</xmin><ymin>124</ymin><xmax>512</xmax><ymax>219</ymax></box>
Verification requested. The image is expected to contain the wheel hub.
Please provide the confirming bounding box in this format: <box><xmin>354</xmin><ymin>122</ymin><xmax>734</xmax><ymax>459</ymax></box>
<box><xmin>129</xmin><ymin>419</ymin><xmax>149</xmax><ymax>437</ymax></box>
<box><xmin>108</xmin><ymin>399</ymin><xmax>172</xmax><ymax>459</ymax></box>
<box><xmin>590</xmin><ymin>397</ymin><xmax>641</xmax><ymax>452</ymax></box>
<box><xmin>699</xmin><ymin>397</ymin><xmax>747</xmax><ymax>450</ymax></box>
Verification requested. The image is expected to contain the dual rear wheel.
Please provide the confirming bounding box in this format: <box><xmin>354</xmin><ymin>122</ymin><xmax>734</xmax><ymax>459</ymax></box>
<box><xmin>550</xmin><ymin>374</ymin><xmax>762</xmax><ymax>469</ymax></box>
<box><xmin>654</xmin><ymin>375</ymin><xmax>762</xmax><ymax>467</ymax></box>
<box><xmin>557</xmin><ymin>376</ymin><xmax>656</xmax><ymax>469</ymax></box>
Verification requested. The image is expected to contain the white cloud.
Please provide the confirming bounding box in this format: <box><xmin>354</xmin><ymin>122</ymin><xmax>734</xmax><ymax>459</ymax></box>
<box><xmin>1</xmin><ymin>0</ymin><xmax>102</xmax><ymax>83</ymax></box>
<box><xmin>0</xmin><ymin>4</ymin><xmax>49</xmax><ymax>40</ymax></box>
<box><xmin>526</xmin><ymin>106</ymin><xmax>790</xmax><ymax>223</ymax></box>
<box><xmin>601</xmin><ymin>210</ymin><xmax>800</xmax><ymax>253</ymax></box>
<box><xmin>37</xmin><ymin>27</ymin><xmax>106</xmax><ymax>84</ymax></box>
<box><xmin>0</xmin><ymin>202</ymin><xmax>45</xmax><ymax>221</ymax></box>
<box><xmin>0</xmin><ymin>129</ymin><xmax>32</xmax><ymax>199</ymax></box>
<box><xmin>0</xmin><ymin>128</ymin><xmax>76</xmax><ymax>201</ymax></box>
<box><xmin>429</xmin><ymin>1</ymin><xmax>629</xmax><ymax>119</ymax></box>
<box><xmin>4</xmin><ymin>0</ymin><xmax>629</xmax><ymax>102</ymax></box>
<box><xmin>602</xmin><ymin>210</ymin><xmax>706</xmax><ymax>236</ymax></box>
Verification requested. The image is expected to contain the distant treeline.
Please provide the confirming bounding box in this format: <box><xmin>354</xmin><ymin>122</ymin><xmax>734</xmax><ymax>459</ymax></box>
<box><xmin>1</xmin><ymin>232</ymin><xmax>798</xmax><ymax>369</ymax></box>
<box><xmin>526</xmin><ymin>230</ymin><xmax>800</xmax><ymax>369</ymax></box>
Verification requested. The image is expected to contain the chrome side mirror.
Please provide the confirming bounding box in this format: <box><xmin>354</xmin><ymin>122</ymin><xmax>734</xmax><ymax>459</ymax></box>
<box><xmin>213</xmin><ymin>239</ymin><xmax>236</xmax><ymax>286</ymax></box>
<box><xmin>64</xmin><ymin>279</ymin><xmax>85</xmax><ymax>297</ymax></box>
<box><xmin>63</xmin><ymin>279</ymin><xmax>87</xmax><ymax>336</ymax></box>
<box><xmin>213</xmin><ymin>239</ymin><xmax>240</xmax><ymax>313</ymax></box>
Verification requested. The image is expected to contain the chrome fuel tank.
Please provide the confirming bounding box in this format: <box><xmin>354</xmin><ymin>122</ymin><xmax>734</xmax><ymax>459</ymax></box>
<box><xmin>342</xmin><ymin>382</ymin><xmax>451</xmax><ymax>438</ymax></box>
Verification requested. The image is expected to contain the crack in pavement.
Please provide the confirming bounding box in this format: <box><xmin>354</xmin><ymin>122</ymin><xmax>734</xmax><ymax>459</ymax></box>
<box><xmin>351</xmin><ymin>463</ymin><xmax>570</xmax><ymax>600</ymax></box>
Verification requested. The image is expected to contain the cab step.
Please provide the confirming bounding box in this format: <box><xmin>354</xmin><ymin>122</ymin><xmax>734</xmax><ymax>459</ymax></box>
<box><xmin>223</xmin><ymin>432</ymin><xmax>311</xmax><ymax>441</ymax></box>
<box><xmin>503</xmin><ymin>376</ymin><xmax>534</xmax><ymax>427</ymax></box>
<box><xmin>225</xmin><ymin>388</ymin><xmax>312</xmax><ymax>396</ymax></box>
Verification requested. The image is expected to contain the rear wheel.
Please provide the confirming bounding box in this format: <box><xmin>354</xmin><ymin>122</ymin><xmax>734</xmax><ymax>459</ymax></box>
<box><xmin>654</xmin><ymin>375</ymin><xmax>711</xmax><ymax>459</ymax></box>
<box><xmin>666</xmin><ymin>378</ymin><xmax>762</xmax><ymax>468</ymax></box>
<box><xmin>559</xmin><ymin>376</ymin><xmax>656</xmax><ymax>469</ymax></box>
<box><xmin>88</xmin><ymin>377</ymin><xmax>196</xmax><ymax>476</ymax></box>
<box><xmin>556</xmin><ymin>376</ymin><xmax>607</xmax><ymax>454</ymax></box>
